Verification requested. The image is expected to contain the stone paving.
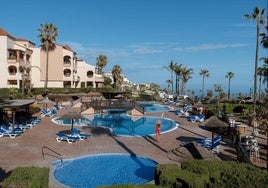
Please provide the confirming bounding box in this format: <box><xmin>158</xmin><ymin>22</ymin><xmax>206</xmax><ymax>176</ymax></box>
<box><xmin>0</xmin><ymin>105</ymin><xmax>267</xmax><ymax>187</ymax></box>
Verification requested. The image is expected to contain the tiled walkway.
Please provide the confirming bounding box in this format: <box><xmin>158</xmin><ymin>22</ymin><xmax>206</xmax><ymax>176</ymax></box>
<box><xmin>0</xmin><ymin>105</ymin><xmax>267</xmax><ymax>187</ymax></box>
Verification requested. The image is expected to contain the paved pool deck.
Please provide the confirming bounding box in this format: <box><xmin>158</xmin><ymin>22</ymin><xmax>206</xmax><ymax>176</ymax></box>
<box><xmin>0</xmin><ymin>105</ymin><xmax>267</xmax><ymax>187</ymax></box>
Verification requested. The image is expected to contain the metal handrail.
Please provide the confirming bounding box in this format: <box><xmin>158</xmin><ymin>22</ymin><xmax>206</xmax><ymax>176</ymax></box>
<box><xmin>42</xmin><ymin>146</ymin><xmax>63</xmax><ymax>163</ymax></box>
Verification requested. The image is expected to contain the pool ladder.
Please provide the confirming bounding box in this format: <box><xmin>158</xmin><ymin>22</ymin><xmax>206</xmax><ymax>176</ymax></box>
<box><xmin>42</xmin><ymin>146</ymin><xmax>63</xmax><ymax>163</ymax></box>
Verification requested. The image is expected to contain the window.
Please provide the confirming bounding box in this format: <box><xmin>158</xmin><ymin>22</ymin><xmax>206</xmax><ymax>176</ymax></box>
<box><xmin>87</xmin><ymin>71</ymin><xmax>94</xmax><ymax>78</ymax></box>
<box><xmin>63</xmin><ymin>69</ymin><xmax>71</xmax><ymax>77</ymax></box>
<box><xmin>8</xmin><ymin>66</ymin><xmax>17</xmax><ymax>75</ymax></box>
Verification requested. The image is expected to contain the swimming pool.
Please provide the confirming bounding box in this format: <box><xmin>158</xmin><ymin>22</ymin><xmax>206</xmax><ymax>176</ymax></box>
<box><xmin>52</xmin><ymin>117</ymin><xmax>92</xmax><ymax>126</ymax></box>
<box><xmin>144</xmin><ymin>103</ymin><xmax>172</xmax><ymax>113</ymax></box>
<box><xmin>53</xmin><ymin>154</ymin><xmax>157</xmax><ymax>188</ymax></box>
<box><xmin>90</xmin><ymin>114</ymin><xmax>177</xmax><ymax>137</ymax></box>
<box><xmin>53</xmin><ymin>113</ymin><xmax>178</xmax><ymax>137</ymax></box>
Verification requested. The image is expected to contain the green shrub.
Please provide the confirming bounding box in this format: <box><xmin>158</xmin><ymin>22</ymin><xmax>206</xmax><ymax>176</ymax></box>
<box><xmin>155</xmin><ymin>163</ymin><xmax>210</xmax><ymax>188</ymax></box>
<box><xmin>155</xmin><ymin>161</ymin><xmax>268</xmax><ymax>188</ymax></box>
<box><xmin>2</xmin><ymin>167</ymin><xmax>49</xmax><ymax>188</ymax></box>
<box><xmin>181</xmin><ymin>160</ymin><xmax>268</xmax><ymax>188</ymax></box>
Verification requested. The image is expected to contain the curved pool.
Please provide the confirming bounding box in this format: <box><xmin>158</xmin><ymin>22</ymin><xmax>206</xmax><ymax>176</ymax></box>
<box><xmin>89</xmin><ymin>114</ymin><xmax>177</xmax><ymax>137</ymax></box>
<box><xmin>52</xmin><ymin>117</ymin><xmax>92</xmax><ymax>126</ymax></box>
<box><xmin>144</xmin><ymin>103</ymin><xmax>172</xmax><ymax>113</ymax></box>
<box><xmin>53</xmin><ymin>154</ymin><xmax>157</xmax><ymax>188</ymax></box>
<box><xmin>53</xmin><ymin>114</ymin><xmax>178</xmax><ymax>137</ymax></box>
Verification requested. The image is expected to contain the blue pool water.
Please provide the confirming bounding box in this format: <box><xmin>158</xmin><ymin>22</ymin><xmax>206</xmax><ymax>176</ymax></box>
<box><xmin>52</xmin><ymin>117</ymin><xmax>92</xmax><ymax>126</ymax></box>
<box><xmin>144</xmin><ymin>103</ymin><xmax>171</xmax><ymax>113</ymax></box>
<box><xmin>91</xmin><ymin>114</ymin><xmax>177</xmax><ymax>136</ymax></box>
<box><xmin>53</xmin><ymin>154</ymin><xmax>157</xmax><ymax>188</ymax></box>
<box><xmin>53</xmin><ymin>114</ymin><xmax>178</xmax><ymax>137</ymax></box>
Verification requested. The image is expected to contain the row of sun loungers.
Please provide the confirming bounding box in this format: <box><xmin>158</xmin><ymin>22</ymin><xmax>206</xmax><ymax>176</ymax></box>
<box><xmin>175</xmin><ymin>104</ymin><xmax>206</xmax><ymax>122</ymax></box>
<box><xmin>195</xmin><ymin>135</ymin><xmax>222</xmax><ymax>154</ymax></box>
<box><xmin>0</xmin><ymin>118</ymin><xmax>41</xmax><ymax>138</ymax></box>
<box><xmin>56</xmin><ymin>128</ymin><xmax>91</xmax><ymax>143</ymax></box>
<box><xmin>41</xmin><ymin>108</ymin><xmax>58</xmax><ymax>117</ymax></box>
<box><xmin>41</xmin><ymin>103</ymin><xmax>68</xmax><ymax>118</ymax></box>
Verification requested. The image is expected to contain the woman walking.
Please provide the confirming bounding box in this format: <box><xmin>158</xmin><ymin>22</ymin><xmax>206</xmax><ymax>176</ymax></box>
<box><xmin>155</xmin><ymin>120</ymin><xmax>161</xmax><ymax>142</ymax></box>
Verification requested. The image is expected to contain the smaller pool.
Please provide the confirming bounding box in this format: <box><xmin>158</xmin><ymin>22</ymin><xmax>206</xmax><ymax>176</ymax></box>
<box><xmin>53</xmin><ymin>154</ymin><xmax>157</xmax><ymax>188</ymax></box>
<box><xmin>90</xmin><ymin>114</ymin><xmax>177</xmax><ymax>137</ymax></box>
<box><xmin>144</xmin><ymin>103</ymin><xmax>172</xmax><ymax>113</ymax></box>
<box><xmin>52</xmin><ymin>117</ymin><xmax>92</xmax><ymax>126</ymax></box>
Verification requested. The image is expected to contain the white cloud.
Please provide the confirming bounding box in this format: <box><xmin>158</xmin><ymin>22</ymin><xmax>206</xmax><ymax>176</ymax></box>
<box><xmin>173</xmin><ymin>43</ymin><xmax>248</xmax><ymax>52</ymax></box>
<box><xmin>133</xmin><ymin>48</ymin><xmax>163</xmax><ymax>54</ymax></box>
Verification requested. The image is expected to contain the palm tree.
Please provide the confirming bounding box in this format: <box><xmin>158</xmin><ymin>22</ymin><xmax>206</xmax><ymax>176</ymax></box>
<box><xmin>199</xmin><ymin>69</ymin><xmax>210</xmax><ymax>100</ymax></box>
<box><xmin>225</xmin><ymin>72</ymin><xmax>234</xmax><ymax>100</ymax></box>
<box><xmin>244</xmin><ymin>7</ymin><xmax>265</xmax><ymax>122</ymax></box>
<box><xmin>166</xmin><ymin>79</ymin><xmax>172</xmax><ymax>94</ymax></box>
<box><xmin>162</xmin><ymin>61</ymin><xmax>176</xmax><ymax>94</ymax></box>
<box><xmin>38</xmin><ymin>23</ymin><xmax>58</xmax><ymax>89</ymax></box>
<box><xmin>259</xmin><ymin>57</ymin><xmax>268</xmax><ymax>89</ymax></box>
<box><xmin>180</xmin><ymin>66</ymin><xmax>193</xmax><ymax>95</ymax></box>
<box><xmin>96</xmin><ymin>55</ymin><xmax>108</xmax><ymax>74</ymax></box>
<box><xmin>111</xmin><ymin>65</ymin><xmax>122</xmax><ymax>91</ymax></box>
<box><xmin>173</xmin><ymin>64</ymin><xmax>183</xmax><ymax>94</ymax></box>
<box><xmin>19</xmin><ymin>61</ymin><xmax>41</xmax><ymax>96</ymax></box>
<box><xmin>257</xmin><ymin>67</ymin><xmax>264</xmax><ymax>98</ymax></box>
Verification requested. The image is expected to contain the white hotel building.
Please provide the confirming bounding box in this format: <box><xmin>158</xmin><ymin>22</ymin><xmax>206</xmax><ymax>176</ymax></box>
<box><xmin>0</xmin><ymin>28</ymin><xmax>104</xmax><ymax>90</ymax></box>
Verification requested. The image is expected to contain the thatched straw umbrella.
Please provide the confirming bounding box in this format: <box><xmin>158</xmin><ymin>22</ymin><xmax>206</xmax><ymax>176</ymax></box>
<box><xmin>203</xmin><ymin>116</ymin><xmax>228</xmax><ymax>143</ymax></box>
<box><xmin>60</xmin><ymin>110</ymin><xmax>84</xmax><ymax>132</ymax></box>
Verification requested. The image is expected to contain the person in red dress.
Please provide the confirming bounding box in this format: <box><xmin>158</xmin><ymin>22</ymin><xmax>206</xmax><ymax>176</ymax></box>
<box><xmin>155</xmin><ymin>120</ymin><xmax>161</xmax><ymax>142</ymax></box>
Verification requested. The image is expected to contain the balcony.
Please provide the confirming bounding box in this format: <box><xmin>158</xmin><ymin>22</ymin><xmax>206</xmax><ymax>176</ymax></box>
<box><xmin>7</xmin><ymin>57</ymin><xmax>17</xmax><ymax>63</ymax></box>
<box><xmin>63</xmin><ymin>61</ymin><xmax>71</xmax><ymax>67</ymax></box>
<box><xmin>95</xmin><ymin>75</ymin><xmax>104</xmax><ymax>82</ymax></box>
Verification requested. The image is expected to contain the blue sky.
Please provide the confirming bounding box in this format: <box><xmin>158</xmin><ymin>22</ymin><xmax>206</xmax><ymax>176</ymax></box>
<box><xmin>1</xmin><ymin>0</ymin><xmax>267</xmax><ymax>95</ymax></box>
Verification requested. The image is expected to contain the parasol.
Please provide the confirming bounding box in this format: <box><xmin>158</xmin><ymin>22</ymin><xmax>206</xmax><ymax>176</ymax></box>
<box><xmin>38</xmin><ymin>97</ymin><xmax>54</xmax><ymax>110</ymax></box>
<box><xmin>60</xmin><ymin>110</ymin><xmax>84</xmax><ymax>132</ymax></box>
<box><xmin>203</xmin><ymin>115</ymin><xmax>228</xmax><ymax>142</ymax></box>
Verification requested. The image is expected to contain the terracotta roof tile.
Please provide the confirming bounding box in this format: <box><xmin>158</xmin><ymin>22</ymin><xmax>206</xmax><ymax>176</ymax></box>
<box><xmin>0</xmin><ymin>27</ymin><xmax>15</xmax><ymax>39</ymax></box>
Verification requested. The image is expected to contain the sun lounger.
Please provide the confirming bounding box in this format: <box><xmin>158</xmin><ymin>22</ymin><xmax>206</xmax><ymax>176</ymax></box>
<box><xmin>175</xmin><ymin>108</ymin><xmax>189</xmax><ymax>116</ymax></box>
<box><xmin>72</xmin><ymin>128</ymin><xmax>91</xmax><ymax>140</ymax></box>
<box><xmin>28</xmin><ymin>118</ymin><xmax>41</xmax><ymax>125</ymax></box>
<box><xmin>9</xmin><ymin>122</ymin><xmax>28</xmax><ymax>132</ymax></box>
<box><xmin>175</xmin><ymin>104</ymin><xmax>191</xmax><ymax>116</ymax></box>
<box><xmin>41</xmin><ymin>108</ymin><xmax>57</xmax><ymax>117</ymax></box>
<box><xmin>187</xmin><ymin>114</ymin><xmax>205</xmax><ymax>122</ymax></box>
<box><xmin>56</xmin><ymin>132</ymin><xmax>79</xmax><ymax>143</ymax></box>
<box><xmin>196</xmin><ymin>135</ymin><xmax>222</xmax><ymax>154</ymax></box>
<box><xmin>0</xmin><ymin>124</ymin><xmax>23</xmax><ymax>138</ymax></box>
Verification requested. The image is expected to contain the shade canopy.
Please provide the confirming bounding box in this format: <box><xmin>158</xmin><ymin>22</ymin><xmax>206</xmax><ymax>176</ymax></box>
<box><xmin>204</xmin><ymin>116</ymin><xmax>228</xmax><ymax>128</ymax></box>
<box><xmin>38</xmin><ymin>97</ymin><xmax>54</xmax><ymax>110</ymax></box>
<box><xmin>203</xmin><ymin>116</ymin><xmax>228</xmax><ymax>141</ymax></box>
<box><xmin>60</xmin><ymin>110</ymin><xmax>84</xmax><ymax>120</ymax></box>
<box><xmin>60</xmin><ymin>110</ymin><xmax>84</xmax><ymax>132</ymax></box>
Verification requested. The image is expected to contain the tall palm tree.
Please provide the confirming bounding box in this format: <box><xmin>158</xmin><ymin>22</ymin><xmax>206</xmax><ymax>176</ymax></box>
<box><xmin>257</xmin><ymin>67</ymin><xmax>264</xmax><ymax>98</ymax></box>
<box><xmin>225</xmin><ymin>72</ymin><xmax>234</xmax><ymax>100</ymax></box>
<box><xmin>162</xmin><ymin>61</ymin><xmax>176</xmax><ymax>94</ymax></box>
<box><xmin>38</xmin><ymin>23</ymin><xmax>58</xmax><ymax>89</ymax></box>
<box><xmin>96</xmin><ymin>54</ymin><xmax>108</xmax><ymax>74</ymax></box>
<box><xmin>199</xmin><ymin>69</ymin><xmax>210</xmax><ymax>99</ymax></box>
<box><xmin>111</xmin><ymin>65</ymin><xmax>122</xmax><ymax>91</ymax></box>
<box><xmin>244</xmin><ymin>7</ymin><xmax>265</xmax><ymax>121</ymax></box>
<box><xmin>166</xmin><ymin>79</ymin><xmax>172</xmax><ymax>94</ymax></box>
<box><xmin>173</xmin><ymin>64</ymin><xmax>183</xmax><ymax>94</ymax></box>
<box><xmin>180</xmin><ymin>66</ymin><xmax>193</xmax><ymax>95</ymax></box>
<box><xmin>260</xmin><ymin>57</ymin><xmax>268</xmax><ymax>89</ymax></box>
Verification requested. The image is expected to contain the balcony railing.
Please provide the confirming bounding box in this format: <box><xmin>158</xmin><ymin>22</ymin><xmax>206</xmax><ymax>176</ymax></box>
<box><xmin>63</xmin><ymin>62</ymin><xmax>71</xmax><ymax>67</ymax></box>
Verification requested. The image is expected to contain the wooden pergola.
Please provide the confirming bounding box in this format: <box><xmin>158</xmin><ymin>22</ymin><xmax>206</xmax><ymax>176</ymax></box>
<box><xmin>0</xmin><ymin>99</ymin><xmax>35</xmax><ymax>125</ymax></box>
